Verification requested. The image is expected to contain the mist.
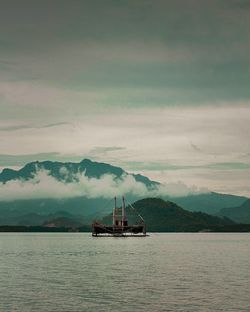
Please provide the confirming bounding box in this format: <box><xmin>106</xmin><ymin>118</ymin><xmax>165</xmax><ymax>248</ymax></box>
<box><xmin>0</xmin><ymin>169</ymin><xmax>208</xmax><ymax>202</ymax></box>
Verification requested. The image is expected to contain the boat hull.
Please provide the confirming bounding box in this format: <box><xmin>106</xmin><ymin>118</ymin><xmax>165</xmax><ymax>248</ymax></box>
<box><xmin>92</xmin><ymin>223</ymin><xmax>146</xmax><ymax>236</ymax></box>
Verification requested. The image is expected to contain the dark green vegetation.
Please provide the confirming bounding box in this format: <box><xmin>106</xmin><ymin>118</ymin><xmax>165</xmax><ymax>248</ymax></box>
<box><xmin>0</xmin><ymin>225</ymin><xmax>91</xmax><ymax>232</ymax></box>
<box><xmin>103</xmin><ymin>198</ymin><xmax>236</xmax><ymax>232</ymax></box>
<box><xmin>0</xmin><ymin>159</ymin><xmax>249</xmax><ymax>230</ymax></box>
<box><xmin>0</xmin><ymin>197</ymin><xmax>112</xmax><ymax>225</ymax></box>
<box><xmin>1</xmin><ymin>191</ymin><xmax>247</xmax><ymax>226</ymax></box>
<box><xmin>0</xmin><ymin>210</ymin><xmax>86</xmax><ymax>229</ymax></box>
<box><xmin>2</xmin><ymin>198</ymin><xmax>250</xmax><ymax>233</ymax></box>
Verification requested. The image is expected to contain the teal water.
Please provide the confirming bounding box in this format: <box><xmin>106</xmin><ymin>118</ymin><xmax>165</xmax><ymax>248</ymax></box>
<box><xmin>0</xmin><ymin>233</ymin><xmax>249</xmax><ymax>312</ymax></box>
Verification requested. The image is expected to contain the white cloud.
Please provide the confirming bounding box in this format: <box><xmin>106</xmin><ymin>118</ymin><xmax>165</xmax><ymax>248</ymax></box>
<box><xmin>156</xmin><ymin>181</ymin><xmax>209</xmax><ymax>198</ymax></box>
<box><xmin>0</xmin><ymin>168</ymin><xmax>207</xmax><ymax>202</ymax></box>
<box><xmin>58</xmin><ymin>166</ymin><xmax>69</xmax><ymax>177</ymax></box>
<box><xmin>1</xmin><ymin>104</ymin><xmax>250</xmax><ymax>196</ymax></box>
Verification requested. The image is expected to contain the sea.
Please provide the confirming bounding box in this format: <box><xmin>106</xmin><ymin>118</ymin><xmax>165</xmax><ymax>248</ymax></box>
<box><xmin>0</xmin><ymin>233</ymin><xmax>249</xmax><ymax>312</ymax></box>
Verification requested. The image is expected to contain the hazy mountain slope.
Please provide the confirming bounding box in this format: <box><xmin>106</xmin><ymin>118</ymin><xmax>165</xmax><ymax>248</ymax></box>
<box><xmin>170</xmin><ymin>192</ymin><xmax>248</xmax><ymax>215</ymax></box>
<box><xmin>43</xmin><ymin>216</ymin><xmax>83</xmax><ymax>228</ymax></box>
<box><xmin>218</xmin><ymin>199</ymin><xmax>250</xmax><ymax>223</ymax></box>
<box><xmin>0</xmin><ymin>210</ymin><xmax>84</xmax><ymax>227</ymax></box>
<box><xmin>0</xmin><ymin>197</ymin><xmax>116</xmax><ymax>225</ymax></box>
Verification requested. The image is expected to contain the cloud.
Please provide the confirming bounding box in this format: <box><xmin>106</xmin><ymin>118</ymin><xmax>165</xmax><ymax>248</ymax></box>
<box><xmin>123</xmin><ymin>161</ymin><xmax>250</xmax><ymax>171</ymax></box>
<box><xmin>0</xmin><ymin>168</ymin><xmax>208</xmax><ymax>202</ymax></box>
<box><xmin>0</xmin><ymin>153</ymin><xmax>62</xmax><ymax>167</ymax></box>
<box><xmin>1</xmin><ymin>104</ymin><xmax>250</xmax><ymax>196</ymax></box>
<box><xmin>89</xmin><ymin>146</ymin><xmax>126</xmax><ymax>155</ymax></box>
<box><xmin>156</xmin><ymin>181</ymin><xmax>209</xmax><ymax>198</ymax></box>
<box><xmin>190</xmin><ymin>141</ymin><xmax>202</xmax><ymax>152</ymax></box>
<box><xmin>0</xmin><ymin>122</ymin><xmax>69</xmax><ymax>132</ymax></box>
<box><xmin>123</xmin><ymin>161</ymin><xmax>195</xmax><ymax>171</ymax></box>
<box><xmin>1</xmin><ymin>1</ymin><xmax>250</xmax><ymax>197</ymax></box>
<box><xmin>207</xmin><ymin>162</ymin><xmax>250</xmax><ymax>170</ymax></box>
<box><xmin>0</xmin><ymin>169</ymin><xmax>147</xmax><ymax>201</ymax></box>
<box><xmin>1</xmin><ymin>1</ymin><xmax>250</xmax><ymax>111</ymax></box>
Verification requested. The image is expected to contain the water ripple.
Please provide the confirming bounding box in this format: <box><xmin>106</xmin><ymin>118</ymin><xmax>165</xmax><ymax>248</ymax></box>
<box><xmin>0</xmin><ymin>233</ymin><xmax>249</xmax><ymax>311</ymax></box>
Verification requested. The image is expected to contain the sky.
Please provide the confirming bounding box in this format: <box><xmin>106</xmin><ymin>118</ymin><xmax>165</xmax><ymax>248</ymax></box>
<box><xmin>0</xmin><ymin>0</ymin><xmax>250</xmax><ymax>196</ymax></box>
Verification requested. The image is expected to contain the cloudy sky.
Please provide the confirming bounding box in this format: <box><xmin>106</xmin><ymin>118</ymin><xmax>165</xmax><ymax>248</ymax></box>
<box><xmin>0</xmin><ymin>0</ymin><xmax>250</xmax><ymax>196</ymax></box>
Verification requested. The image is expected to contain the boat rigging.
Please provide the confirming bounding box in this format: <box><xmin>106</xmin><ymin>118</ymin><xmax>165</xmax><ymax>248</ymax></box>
<box><xmin>92</xmin><ymin>196</ymin><xmax>147</xmax><ymax>237</ymax></box>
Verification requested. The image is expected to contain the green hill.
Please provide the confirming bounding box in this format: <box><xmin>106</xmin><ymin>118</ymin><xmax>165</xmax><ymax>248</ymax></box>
<box><xmin>102</xmin><ymin>198</ymin><xmax>234</xmax><ymax>232</ymax></box>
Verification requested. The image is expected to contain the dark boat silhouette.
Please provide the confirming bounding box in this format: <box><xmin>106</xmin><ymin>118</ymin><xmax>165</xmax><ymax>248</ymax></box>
<box><xmin>92</xmin><ymin>196</ymin><xmax>146</xmax><ymax>237</ymax></box>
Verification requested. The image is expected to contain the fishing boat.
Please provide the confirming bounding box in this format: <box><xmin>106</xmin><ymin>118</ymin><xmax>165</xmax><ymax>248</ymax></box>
<box><xmin>92</xmin><ymin>196</ymin><xmax>146</xmax><ymax>237</ymax></box>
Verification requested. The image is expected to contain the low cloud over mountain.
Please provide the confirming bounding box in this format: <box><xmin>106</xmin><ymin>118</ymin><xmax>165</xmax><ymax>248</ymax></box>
<box><xmin>0</xmin><ymin>159</ymin><xmax>208</xmax><ymax>201</ymax></box>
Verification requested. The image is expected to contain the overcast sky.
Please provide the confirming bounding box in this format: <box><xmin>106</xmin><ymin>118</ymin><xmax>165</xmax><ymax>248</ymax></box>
<box><xmin>0</xmin><ymin>0</ymin><xmax>250</xmax><ymax>196</ymax></box>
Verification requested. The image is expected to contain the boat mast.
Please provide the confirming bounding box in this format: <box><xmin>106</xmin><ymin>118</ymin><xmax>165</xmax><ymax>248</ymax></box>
<box><xmin>113</xmin><ymin>196</ymin><xmax>117</xmax><ymax>226</ymax></box>
<box><xmin>122</xmin><ymin>196</ymin><xmax>128</xmax><ymax>227</ymax></box>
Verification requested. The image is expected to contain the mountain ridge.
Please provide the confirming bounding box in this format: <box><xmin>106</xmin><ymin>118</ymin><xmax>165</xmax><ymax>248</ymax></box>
<box><xmin>0</xmin><ymin>158</ymin><xmax>159</xmax><ymax>187</ymax></box>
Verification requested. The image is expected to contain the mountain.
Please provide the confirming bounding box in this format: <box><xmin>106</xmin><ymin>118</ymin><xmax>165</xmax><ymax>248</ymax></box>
<box><xmin>1</xmin><ymin>210</ymin><xmax>84</xmax><ymax>227</ymax></box>
<box><xmin>170</xmin><ymin>192</ymin><xmax>248</xmax><ymax>215</ymax></box>
<box><xmin>0</xmin><ymin>158</ymin><xmax>248</xmax><ymax>226</ymax></box>
<box><xmin>218</xmin><ymin>199</ymin><xmax>250</xmax><ymax>223</ymax></box>
<box><xmin>43</xmin><ymin>216</ymin><xmax>83</xmax><ymax>228</ymax></box>
<box><xmin>0</xmin><ymin>197</ymin><xmax>114</xmax><ymax>225</ymax></box>
<box><xmin>102</xmin><ymin>198</ymin><xmax>234</xmax><ymax>232</ymax></box>
<box><xmin>0</xmin><ymin>158</ymin><xmax>158</xmax><ymax>187</ymax></box>
<box><xmin>0</xmin><ymin>159</ymin><xmax>159</xmax><ymax>225</ymax></box>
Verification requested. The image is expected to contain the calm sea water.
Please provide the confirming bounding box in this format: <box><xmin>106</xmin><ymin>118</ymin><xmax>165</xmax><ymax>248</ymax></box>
<box><xmin>0</xmin><ymin>233</ymin><xmax>249</xmax><ymax>312</ymax></box>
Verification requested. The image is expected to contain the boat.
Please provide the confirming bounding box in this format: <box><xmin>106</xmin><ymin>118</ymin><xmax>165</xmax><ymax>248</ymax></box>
<box><xmin>92</xmin><ymin>196</ymin><xmax>146</xmax><ymax>237</ymax></box>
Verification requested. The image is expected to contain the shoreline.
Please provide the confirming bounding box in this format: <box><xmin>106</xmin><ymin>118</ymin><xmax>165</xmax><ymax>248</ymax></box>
<box><xmin>1</xmin><ymin>224</ymin><xmax>250</xmax><ymax>233</ymax></box>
